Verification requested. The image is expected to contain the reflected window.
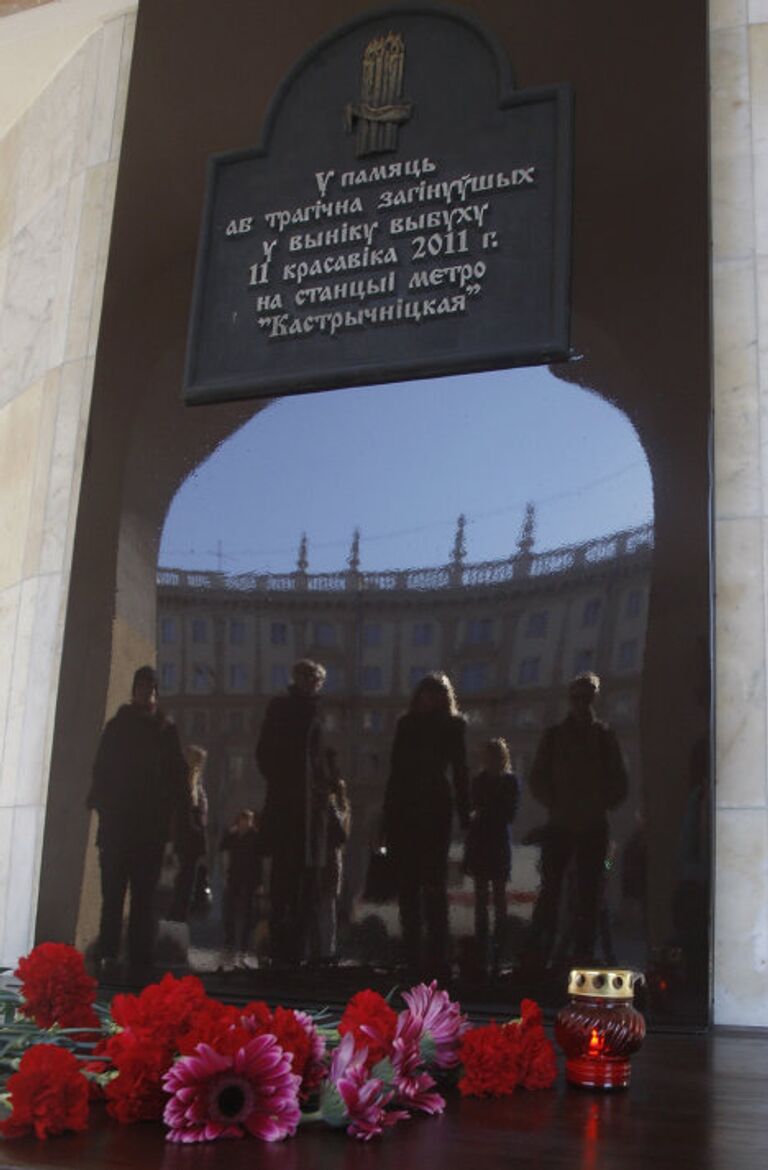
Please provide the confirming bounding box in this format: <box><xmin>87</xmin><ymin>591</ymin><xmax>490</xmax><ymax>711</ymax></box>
<box><xmin>409</xmin><ymin>665</ymin><xmax>429</xmax><ymax>689</ymax></box>
<box><xmin>516</xmin><ymin>707</ymin><xmax>538</xmax><ymax>729</ymax></box>
<box><xmin>526</xmin><ymin>611</ymin><xmax>548</xmax><ymax>638</ymax></box>
<box><xmin>363</xmin><ymin>623</ymin><xmax>382</xmax><ymax>647</ymax></box>
<box><xmin>192</xmin><ymin>618</ymin><xmax>208</xmax><ymax>643</ymax></box>
<box><xmin>362</xmin><ymin>665</ymin><xmax>383</xmax><ymax>692</ymax></box>
<box><xmin>625</xmin><ymin>589</ymin><xmax>643</xmax><ymax>618</ymax></box>
<box><xmin>582</xmin><ymin>599</ymin><xmax>601</xmax><ymax>627</ymax></box>
<box><xmin>618</xmin><ymin>639</ymin><xmax>638</xmax><ymax>669</ymax></box>
<box><xmin>160</xmin><ymin>662</ymin><xmax>176</xmax><ymax>692</ymax></box>
<box><xmin>518</xmin><ymin>657</ymin><xmax>540</xmax><ymax>685</ymax></box>
<box><xmin>230</xmin><ymin>618</ymin><xmax>246</xmax><ymax>645</ymax></box>
<box><xmin>270</xmin><ymin>621</ymin><xmax>287</xmax><ymax>645</ymax></box>
<box><xmin>412</xmin><ymin>622</ymin><xmax>433</xmax><ymax>646</ymax></box>
<box><xmin>190</xmin><ymin>710</ymin><xmax>208</xmax><ymax>738</ymax></box>
<box><xmin>363</xmin><ymin>709</ymin><xmax>384</xmax><ymax>733</ymax></box>
<box><xmin>160</xmin><ymin>617</ymin><xmax>176</xmax><ymax>644</ymax></box>
<box><xmin>192</xmin><ymin>664</ymin><xmax>211</xmax><ymax>692</ymax></box>
<box><xmin>460</xmin><ymin>662</ymin><xmax>489</xmax><ymax>692</ymax></box>
<box><xmin>314</xmin><ymin>621</ymin><xmax>337</xmax><ymax>648</ymax></box>
<box><xmin>574</xmin><ymin>648</ymin><xmax>594</xmax><ymax>674</ymax></box>
<box><xmin>325</xmin><ymin>665</ymin><xmax>344</xmax><ymax>692</ymax></box>
<box><xmin>467</xmin><ymin>618</ymin><xmax>493</xmax><ymax>644</ymax></box>
<box><xmin>270</xmin><ymin>663</ymin><xmax>288</xmax><ymax>689</ymax></box>
<box><xmin>229</xmin><ymin>663</ymin><xmax>248</xmax><ymax>690</ymax></box>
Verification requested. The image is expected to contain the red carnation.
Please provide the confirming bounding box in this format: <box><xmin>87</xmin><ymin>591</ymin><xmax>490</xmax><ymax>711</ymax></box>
<box><xmin>0</xmin><ymin>1044</ymin><xmax>90</xmax><ymax>1140</ymax></box>
<box><xmin>101</xmin><ymin>1030</ymin><xmax>171</xmax><ymax>1124</ymax></box>
<box><xmin>458</xmin><ymin>1022</ymin><xmax>521</xmax><ymax>1097</ymax></box>
<box><xmin>110</xmin><ymin>973</ymin><xmax>211</xmax><ymax>1052</ymax></box>
<box><xmin>338</xmin><ymin>989</ymin><xmax>398</xmax><ymax>1068</ymax></box>
<box><xmin>517</xmin><ymin>1000</ymin><xmax>558</xmax><ymax>1090</ymax></box>
<box><xmin>458</xmin><ymin>1000</ymin><xmax>557</xmax><ymax>1097</ymax></box>
<box><xmin>15</xmin><ymin>943</ymin><xmax>99</xmax><ymax>1033</ymax></box>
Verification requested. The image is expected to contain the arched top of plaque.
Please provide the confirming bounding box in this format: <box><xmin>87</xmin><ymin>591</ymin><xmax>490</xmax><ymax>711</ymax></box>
<box><xmin>184</xmin><ymin>1</ymin><xmax>572</xmax><ymax>405</ymax></box>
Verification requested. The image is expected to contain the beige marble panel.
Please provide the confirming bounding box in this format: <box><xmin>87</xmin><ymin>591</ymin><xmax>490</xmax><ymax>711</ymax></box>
<box><xmin>64</xmin><ymin>161</ymin><xmax>112</xmax><ymax>363</ymax></box>
<box><xmin>758</xmin><ymin>251</ymin><xmax>768</xmax><ymax>375</ymax></box>
<box><xmin>2</xmin><ymin>805</ymin><xmax>43</xmax><ymax>964</ymax></box>
<box><xmin>0</xmin><ymin>122</ymin><xmax>19</xmax><ymax>249</ymax></box>
<box><xmin>47</xmin><ymin>168</ymin><xmax>86</xmax><ymax>370</ymax></box>
<box><xmin>87</xmin><ymin>14</ymin><xmax>124</xmax><ymax>167</ymax></box>
<box><xmin>712</xmin><ymin>0</ymin><xmax>748</xmax><ymax>29</ymax></box>
<box><xmin>110</xmin><ymin>12</ymin><xmax>135</xmax><ymax>161</ymax></box>
<box><xmin>712</xmin><ymin>259</ymin><xmax>761</xmax><ymax>517</ymax></box>
<box><xmin>714</xmin><ymin>807</ymin><xmax>768</xmax><ymax>1025</ymax></box>
<box><xmin>750</xmin><ymin>23</ymin><xmax>768</xmax><ymax>256</ymax></box>
<box><xmin>0</xmin><ymin>808</ymin><xmax>15</xmax><ymax>970</ymax></box>
<box><xmin>39</xmin><ymin>358</ymin><xmax>89</xmax><ymax>576</ymax></box>
<box><xmin>71</xmin><ymin>23</ymin><xmax>102</xmax><ymax>178</ymax></box>
<box><xmin>749</xmin><ymin>0</ymin><xmax>768</xmax><ymax>25</ymax></box>
<box><xmin>86</xmin><ymin>160</ymin><xmax>117</xmax><ymax>357</ymax></box>
<box><xmin>0</xmin><ymin>575</ymin><xmax>39</xmax><ymax>808</ymax></box>
<box><xmin>0</xmin><ymin>379</ymin><xmax>44</xmax><ymax>591</ymax></box>
<box><xmin>712</xmin><ymin>24</ymin><xmax>755</xmax><ymax>264</ymax></box>
<box><xmin>0</xmin><ymin>185</ymin><xmax>66</xmax><ymax>408</ymax></box>
<box><xmin>0</xmin><ymin>243</ymin><xmax>8</xmax><ymax>324</ymax></box>
<box><xmin>14</xmin><ymin>573</ymin><xmax>65</xmax><ymax>807</ymax></box>
<box><xmin>0</xmin><ymin>583</ymin><xmax>20</xmax><ymax>799</ymax></box>
<box><xmin>13</xmin><ymin>44</ymin><xmax>85</xmax><ymax>234</ymax></box>
<box><xmin>715</xmin><ymin>516</ymin><xmax>767</xmax><ymax>807</ymax></box>
<box><xmin>21</xmin><ymin>365</ymin><xmax>59</xmax><ymax>578</ymax></box>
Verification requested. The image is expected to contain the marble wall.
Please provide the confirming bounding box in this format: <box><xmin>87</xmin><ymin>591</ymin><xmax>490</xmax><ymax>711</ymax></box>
<box><xmin>0</xmin><ymin>0</ymin><xmax>766</xmax><ymax>1024</ymax></box>
<box><xmin>711</xmin><ymin>0</ymin><xmax>768</xmax><ymax>1025</ymax></box>
<box><xmin>0</xmin><ymin>9</ymin><xmax>135</xmax><ymax>965</ymax></box>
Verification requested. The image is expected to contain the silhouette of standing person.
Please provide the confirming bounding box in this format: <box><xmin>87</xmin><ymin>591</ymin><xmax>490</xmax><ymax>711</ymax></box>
<box><xmin>383</xmin><ymin>672</ymin><xmax>470</xmax><ymax>978</ymax></box>
<box><xmin>168</xmin><ymin>744</ymin><xmax>209</xmax><ymax>923</ymax></box>
<box><xmin>219</xmin><ymin>808</ymin><xmax>263</xmax><ymax>970</ymax></box>
<box><xmin>87</xmin><ymin>665</ymin><xmax>189</xmax><ymax>975</ymax></box>
<box><xmin>312</xmin><ymin>749</ymin><xmax>351</xmax><ymax>964</ymax></box>
<box><xmin>255</xmin><ymin>658</ymin><xmax>329</xmax><ymax>966</ymax></box>
<box><xmin>527</xmin><ymin>671</ymin><xmax>627</xmax><ymax>969</ymax></box>
<box><xmin>464</xmin><ymin>737</ymin><xmax>520</xmax><ymax>976</ymax></box>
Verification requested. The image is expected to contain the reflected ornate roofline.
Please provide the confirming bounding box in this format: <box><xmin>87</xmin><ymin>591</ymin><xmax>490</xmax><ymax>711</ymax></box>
<box><xmin>157</xmin><ymin>521</ymin><xmax>653</xmax><ymax>595</ymax></box>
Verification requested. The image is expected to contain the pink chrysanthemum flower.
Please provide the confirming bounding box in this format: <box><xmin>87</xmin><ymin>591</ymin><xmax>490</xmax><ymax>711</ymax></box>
<box><xmin>401</xmin><ymin>980</ymin><xmax>469</xmax><ymax>1069</ymax></box>
<box><xmin>320</xmin><ymin>1033</ymin><xmax>408</xmax><ymax>1141</ymax></box>
<box><xmin>162</xmin><ymin>1035</ymin><xmax>301</xmax><ymax>1143</ymax></box>
<box><xmin>390</xmin><ymin>1011</ymin><xmax>446</xmax><ymax>1115</ymax></box>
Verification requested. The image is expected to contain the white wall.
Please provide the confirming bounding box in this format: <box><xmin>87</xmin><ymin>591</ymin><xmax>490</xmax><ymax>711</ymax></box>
<box><xmin>0</xmin><ymin>4</ymin><xmax>135</xmax><ymax>963</ymax></box>
<box><xmin>711</xmin><ymin>0</ymin><xmax>768</xmax><ymax>1024</ymax></box>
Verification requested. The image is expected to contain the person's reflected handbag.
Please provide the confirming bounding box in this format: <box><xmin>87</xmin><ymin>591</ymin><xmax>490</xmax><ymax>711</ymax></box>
<box><xmin>363</xmin><ymin>845</ymin><xmax>398</xmax><ymax>903</ymax></box>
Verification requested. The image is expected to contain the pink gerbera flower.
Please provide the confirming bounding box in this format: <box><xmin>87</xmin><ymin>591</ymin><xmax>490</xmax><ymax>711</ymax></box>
<box><xmin>162</xmin><ymin>1035</ymin><xmax>301</xmax><ymax>1143</ymax></box>
<box><xmin>390</xmin><ymin>1011</ymin><xmax>446</xmax><ymax>1115</ymax></box>
<box><xmin>320</xmin><ymin>1034</ymin><xmax>408</xmax><ymax>1141</ymax></box>
<box><xmin>401</xmin><ymin>980</ymin><xmax>469</xmax><ymax>1069</ymax></box>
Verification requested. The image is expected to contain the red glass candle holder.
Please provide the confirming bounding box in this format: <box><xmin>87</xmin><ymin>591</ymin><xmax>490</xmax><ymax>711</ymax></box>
<box><xmin>555</xmin><ymin>969</ymin><xmax>646</xmax><ymax>1090</ymax></box>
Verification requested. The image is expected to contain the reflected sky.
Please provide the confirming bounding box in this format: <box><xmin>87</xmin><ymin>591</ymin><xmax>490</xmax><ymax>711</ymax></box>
<box><xmin>160</xmin><ymin>367</ymin><xmax>653</xmax><ymax>574</ymax></box>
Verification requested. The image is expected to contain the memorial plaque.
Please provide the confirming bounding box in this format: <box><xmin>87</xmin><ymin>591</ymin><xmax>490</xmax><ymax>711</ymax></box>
<box><xmin>184</xmin><ymin>4</ymin><xmax>572</xmax><ymax>404</ymax></box>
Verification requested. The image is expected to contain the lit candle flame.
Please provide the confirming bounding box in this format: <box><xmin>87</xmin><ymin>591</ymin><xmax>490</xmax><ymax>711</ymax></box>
<box><xmin>588</xmin><ymin>1027</ymin><xmax>605</xmax><ymax>1056</ymax></box>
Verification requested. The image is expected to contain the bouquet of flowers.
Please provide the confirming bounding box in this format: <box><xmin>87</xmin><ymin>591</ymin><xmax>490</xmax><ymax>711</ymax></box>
<box><xmin>0</xmin><ymin>943</ymin><xmax>557</xmax><ymax>1143</ymax></box>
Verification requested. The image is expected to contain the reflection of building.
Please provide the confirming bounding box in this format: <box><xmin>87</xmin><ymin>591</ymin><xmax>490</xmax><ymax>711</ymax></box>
<box><xmin>156</xmin><ymin>521</ymin><xmax>652</xmax><ymax>854</ymax></box>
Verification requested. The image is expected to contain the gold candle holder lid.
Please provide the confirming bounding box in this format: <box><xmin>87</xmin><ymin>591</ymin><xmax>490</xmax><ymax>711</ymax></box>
<box><xmin>567</xmin><ymin>968</ymin><xmax>644</xmax><ymax>1000</ymax></box>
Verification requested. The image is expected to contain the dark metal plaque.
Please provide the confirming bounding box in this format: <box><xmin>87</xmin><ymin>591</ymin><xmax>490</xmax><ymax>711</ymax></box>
<box><xmin>184</xmin><ymin>4</ymin><xmax>572</xmax><ymax>404</ymax></box>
